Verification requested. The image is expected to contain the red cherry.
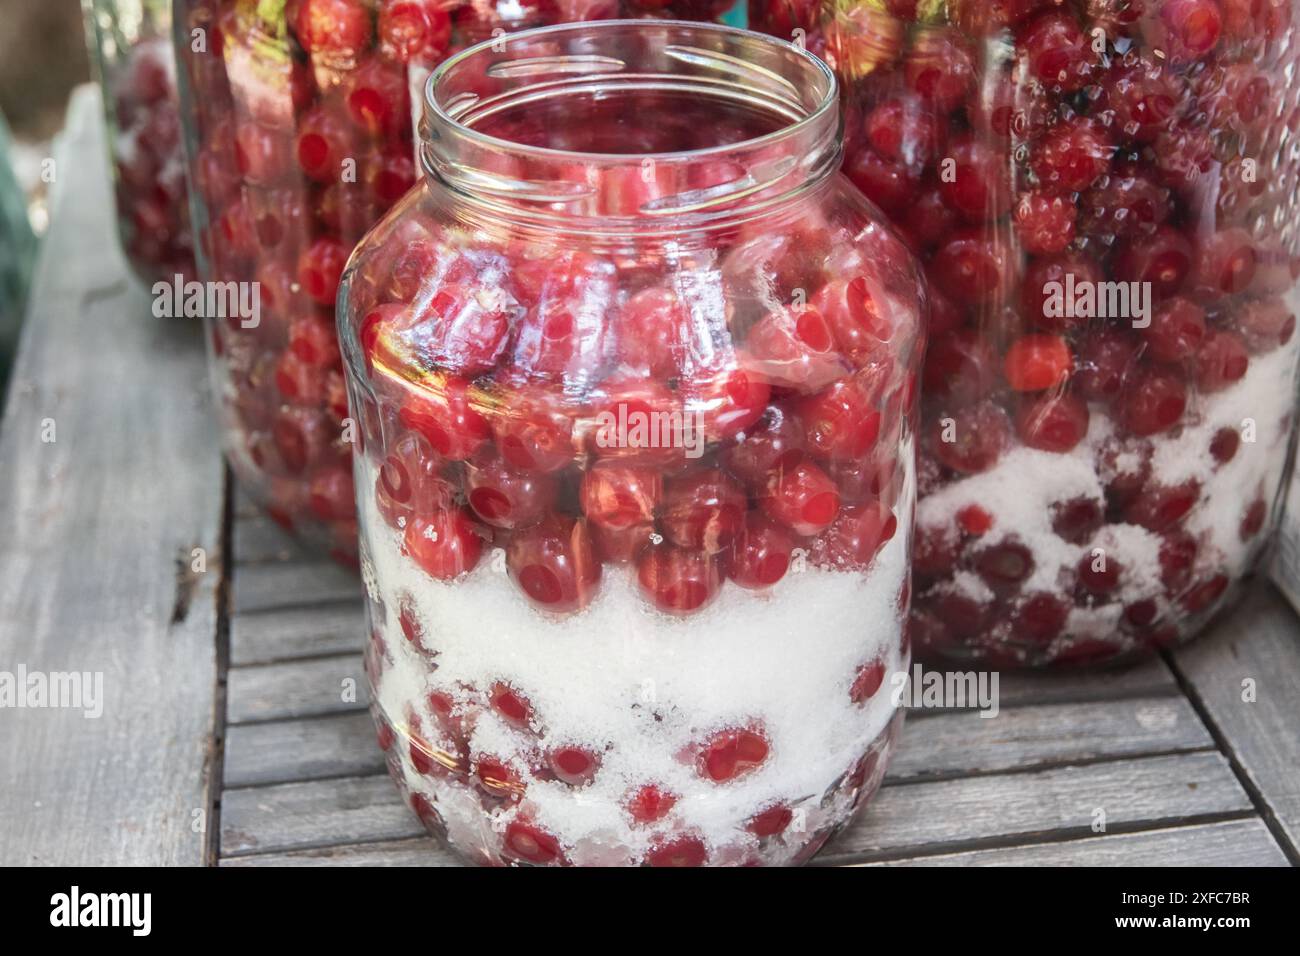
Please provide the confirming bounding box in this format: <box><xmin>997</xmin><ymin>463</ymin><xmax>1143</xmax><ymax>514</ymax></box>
<box><xmin>760</xmin><ymin>459</ymin><xmax>841</xmax><ymax>536</ymax></box>
<box><xmin>613</xmin><ymin>286</ymin><xmax>690</xmax><ymax>378</ymax></box>
<box><xmin>233</xmin><ymin>121</ymin><xmax>293</xmax><ymax>185</ymax></box>
<box><xmin>931</xmin><ymin>401</ymin><xmax>1013</xmax><ymax>474</ymax></box>
<box><xmin>849</xmin><ymin>657</ymin><xmax>887</xmax><ymax>704</ymax></box>
<box><xmin>901</xmin><ymin>185</ymin><xmax>961</xmax><ymax>253</ymax></box>
<box><xmin>1234</xmin><ymin>298</ymin><xmax>1296</xmax><ymax>354</ymax></box>
<box><xmin>1182</xmin><ymin>574</ymin><xmax>1229</xmax><ymax>613</ymax></box>
<box><xmin>1074</xmin><ymin>331</ymin><xmax>1140</xmax><ymax>403</ymax></box>
<box><xmin>1210</xmin><ymin>426</ymin><xmax>1241</xmax><ymax>464</ymax></box>
<box><xmin>1017</xmin><ymin>10</ymin><xmax>1094</xmax><ymax>91</ymax></box>
<box><xmin>476</xmin><ymin>753</ymin><xmax>525</xmax><ymax>801</ymax></box>
<box><xmin>374</xmin><ymin>433</ymin><xmax>451</xmax><ymax>529</ymax></box>
<box><xmin>547</xmin><ymin>746</ymin><xmax>601</xmax><ymax>786</ymax></box>
<box><xmin>636</xmin><ymin>542</ymin><xmax>723</xmax><ymax>614</ymax></box>
<box><xmin>297</xmin><ymin>237</ymin><xmax>349</xmax><ymax>306</ymax></box>
<box><xmin>1079</xmin><ymin>169</ymin><xmax>1173</xmax><ymax>245</ymax></box>
<box><xmin>1030</xmin><ymin>119</ymin><xmax>1113</xmax><ymax>194</ymax></box>
<box><xmin>1099</xmin><ymin>58</ymin><xmax>1187</xmax><ymax>143</ymax></box>
<box><xmin>308</xmin><ymin>466</ymin><xmax>356</xmax><ymax>521</ymax></box>
<box><xmin>1193</xmin><ymin>331</ymin><xmax>1250</xmax><ymax>393</ymax></box>
<box><xmin>590</xmin><ymin>520</ymin><xmax>654</xmax><ymax>565</ymax></box>
<box><xmin>272</xmin><ymin>407</ymin><xmax>330</xmax><ymax>474</ymax></box>
<box><xmin>288</xmin><ymin>312</ymin><xmax>341</xmax><ymax>367</ymax></box>
<box><xmin>1192</xmin><ymin>228</ymin><xmax>1257</xmax><ymax>298</ymax></box>
<box><xmin>811</xmin><ymin>499</ymin><xmax>898</xmax><ymax>569</ymax></box>
<box><xmin>506</xmin><ymin>517</ymin><xmax>602</xmax><ymax>613</ymax></box>
<box><xmin>1116</xmin><ymin>367</ymin><xmax>1187</xmax><ymax>436</ymax></box>
<box><xmin>274</xmin><ymin>351</ymin><xmax>326</xmax><ymax>405</ymax></box>
<box><xmin>922</xmin><ymin>328</ymin><xmax>997</xmax><ymax>403</ymax></box>
<box><xmin>588</xmin><ymin>377</ymin><xmax>684</xmax><ymax>466</ymax></box>
<box><xmin>378</xmin><ymin>0</ymin><xmax>452</xmax><ymax>64</ymax></box>
<box><xmin>685</xmin><ymin>363</ymin><xmax>771</xmax><ymax>444</ymax></box>
<box><xmin>746</xmin><ymin>306</ymin><xmax>850</xmax><ymax>392</ymax></box>
<box><xmin>1125</xmin><ymin>479</ymin><xmax>1201</xmax><ymax>531</ymax></box>
<box><xmin>904</xmin><ymin>28</ymin><xmax>975</xmax><ymax>112</ymax></box>
<box><xmin>748</xmin><ymin>804</ymin><xmax>794</xmax><ymax>838</ymax></box>
<box><xmin>1011</xmin><ymin>592</ymin><xmax>1069</xmax><ymax>645</ymax></box>
<box><xmin>1159</xmin><ymin>531</ymin><xmax>1198</xmax><ymax>592</ymax></box>
<box><xmin>1003</xmin><ymin>334</ymin><xmax>1073</xmax><ymax>392</ymax></box>
<box><xmin>295</xmin><ymin>104</ymin><xmax>355</xmax><ymax>183</ymax></box>
<box><xmin>727</xmin><ymin>514</ymin><xmax>797</xmax><ymax>589</ymax></box>
<box><xmin>939</xmin><ymin>137</ymin><xmax>1011</xmax><ymax>222</ymax></box>
<box><xmin>930</xmin><ymin>229</ymin><xmax>1015</xmax><ymax>305</ymax></box>
<box><xmin>489</xmin><ymin>681</ymin><xmax>534</xmax><ymax>729</ymax></box>
<box><xmin>1113</xmin><ymin>225</ymin><xmax>1192</xmax><ymax>299</ymax></box>
<box><xmin>411</xmin><ymin>283</ymin><xmax>512</xmax><ymax>378</ymax></box>
<box><xmin>1021</xmin><ymin>254</ymin><xmax>1103</xmax><ymax>333</ymax></box>
<box><xmin>1077</xmin><ymin>550</ymin><xmax>1122</xmax><ymax>594</ymax></box>
<box><xmin>845</xmin><ymin>147</ymin><xmax>921</xmax><ymax>216</ymax></box>
<box><xmin>645</xmin><ymin>836</ymin><xmax>708</xmax><ymax>867</ymax></box>
<box><xmin>1241</xmin><ymin>498</ymin><xmax>1268</xmax><ymax>540</ymax></box>
<box><xmin>957</xmin><ymin>504</ymin><xmax>994</xmax><ymax>536</ymax></box>
<box><xmin>697</xmin><ymin>726</ymin><xmax>770</xmax><ymax>782</ymax></box>
<box><xmin>295</xmin><ymin>0</ymin><xmax>373</xmax><ymax>56</ymax></box>
<box><xmin>402</xmin><ymin>508</ymin><xmax>483</xmax><ymax>580</ymax></box>
<box><xmin>344</xmin><ymin>57</ymin><xmax>407</xmax><ymax>138</ymax></box>
<box><xmin>371</xmin><ymin>149</ymin><xmax>416</xmax><ymax>207</ymax></box>
<box><xmin>490</xmin><ymin>384</ymin><xmax>575</xmax><ymax>474</ymax></box>
<box><xmin>625</xmin><ymin>785</ymin><xmax>678</xmax><ymax>825</ymax></box>
<box><xmin>719</xmin><ymin>406</ymin><xmax>805</xmax><ymax>488</ymax></box>
<box><xmin>973</xmin><ymin>540</ymin><xmax>1035</xmax><ymax>594</ymax></box>
<box><xmin>863</xmin><ymin>96</ymin><xmax>940</xmax><ymax>167</ymax></box>
<box><xmin>502</xmin><ymin>820</ymin><xmax>563</xmax><ymax>865</ymax></box>
<box><xmin>1152</xmin><ymin>0</ymin><xmax>1224</xmax><ymax>61</ymax></box>
<box><xmin>1143</xmin><ymin>297</ymin><xmax>1207</xmax><ymax>363</ymax></box>
<box><xmin>465</xmin><ymin>453</ymin><xmax>556</xmax><ymax>530</ymax></box>
<box><xmin>813</xmin><ymin>276</ymin><xmax>894</xmax><ymax>366</ymax></box>
<box><xmin>796</xmin><ymin>375</ymin><xmax>884</xmax><ymax>462</ymax></box>
<box><xmin>1013</xmin><ymin>191</ymin><xmax>1077</xmax><ymax>255</ymax></box>
<box><xmin>661</xmin><ymin>469</ymin><xmax>747</xmax><ymax>553</ymax></box>
<box><xmin>1016</xmin><ymin>393</ymin><xmax>1090</xmax><ymax>453</ymax></box>
<box><xmin>1050</xmin><ymin>496</ymin><xmax>1104</xmax><ymax>544</ymax></box>
<box><xmin>397</xmin><ymin>378</ymin><xmax>489</xmax><ymax>460</ymax></box>
<box><xmin>581</xmin><ymin>461</ymin><xmax>661</xmax><ymax>531</ymax></box>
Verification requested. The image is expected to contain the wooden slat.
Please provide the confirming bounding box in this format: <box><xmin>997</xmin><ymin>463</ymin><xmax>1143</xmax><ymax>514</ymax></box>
<box><xmin>224</xmin><ymin>712</ymin><xmax>384</xmax><ymax>788</ymax></box>
<box><xmin>232</xmin><ymin>512</ymin><xmax>309</xmax><ymax>565</ymax></box>
<box><xmin>231</xmin><ymin>560</ymin><xmax>361</xmax><ymax>614</ymax></box>
<box><xmin>230</xmin><ymin>603</ymin><xmax>365</xmax><ymax>666</ymax></box>
<box><xmin>858</xmin><ymin>819</ymin><xmax>1289</xmax><ymax>867</ymax></box>
<box><xmin>942</xmin><ymin>656</ymin><xmax>1175</xmax><ymax>710</ymax></box>
<box><xmin>221</xmin><ymin>836</ymin><xmax>456</xmax><ymax>867</ymax></box>
<box><xmin>221</xmin><ymin>775</ymin><xmax>424</xmax><ymax>857</ymax></box>
<box><xmin>1171</xmin><ymin>583</ymin><xmax>1300</xmax><ymax>860</ymax></box>
<box><xmin>227</xmin><ymin>656</ymin><xmax>369</xmax><ymax>724</ymax></box>
<box><xmin>890</xmin><ymin>696</ymin><xmax>1212</xmax><ymax>780</ymax></box>
<box><xmin>822</xmin><ymin>752</ymin><xmax>1251</xmax><ymax>863</ymax></box>
<box><xmin>0</xmin><ymin>87</ymin><xmax>222</xmax><ymax>865</ymax></box>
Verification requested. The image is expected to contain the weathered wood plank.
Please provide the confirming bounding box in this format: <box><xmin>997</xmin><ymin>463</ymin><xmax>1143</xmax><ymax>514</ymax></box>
<box><xmin>231</xmin><ymin>560</ymin><xmax>361</xmax><ymax>614</ymax></box>
<box><xmin>0</xmin><ymin>87</ymin><xmax>222</xmax><ymax>865</ymax></box>
<box><xmin>856</xmin><ymin>819</ymin><xmax>1289</xmax><ymax>867</ymax></box>
<box><xmin>218</xmin><ymin>752</ymin><xmax>1249</xmax><ymax>862</ymax></box>
<box><xmin>224</xmin><ymin>712</ymin><xmax>384</xmax><ymax>788</ymax></box>
<box><xmin>221</xmin><ymin>776</ymin><xmax>423</xmax><ymax>857</ymax></box>
<box><xmin>230</xmin><ymin>603</ymin><xmax>365</xmax><ymax>666</ymax></box>
<box><xmin>232</xmin><ymin>512</ymin><xmax>309</xmax><ymax>565</ymax></box>
<box><xmin>227</xmin><ymin>656</ymin><xmax>369</xmax><ymax>724</ymax></box>
<box><xmin>221</xmin><ymin>836</ymin><xmax>456</xmax><ymax>867</ymax></box>
<box><xmin>932</xmin><ymin>655</ymin><xmax>1176</xmax><ymax>710</ymax></box>
<box><xmin>1171</xmin><ymin>583</ymin><xmax>1300</xmax><ymax>860</ymax></box>
<box><xmin>890</xmin><ymin>696</ymin><xmax>1213</xmax><ymax>780</ymax></box>
<box><xmin>822</xmin><ymin>752</ymin><xmax>1251</xmax><ymax>863</ymax></box>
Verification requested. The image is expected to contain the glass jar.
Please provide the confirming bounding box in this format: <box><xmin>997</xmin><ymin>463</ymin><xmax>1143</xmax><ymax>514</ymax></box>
<box><xmin>82</xmin><ymin>0</ymin><xmax>195</xmax><ymax>285</ymax></box>
<box><xmin>751</xmin><ymin>0</ymin><xmax>1300</xmax><ymax>667</ymax></box>
<box><xmin>339</xmin><ymin>20</ymin><xmax>925</xmax><ymax>866</ymax></box>
<box><xmin>174</xmin><ymin>2</ymin><xmax>736</xmax><ymax>563</ymax></box>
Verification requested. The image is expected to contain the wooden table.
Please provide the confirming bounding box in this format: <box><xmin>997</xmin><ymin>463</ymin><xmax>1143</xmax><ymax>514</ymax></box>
<box><xmin>2</xmin><ymin>88</ymin><xmax>1298</xmax><ymax>868</ymax></box>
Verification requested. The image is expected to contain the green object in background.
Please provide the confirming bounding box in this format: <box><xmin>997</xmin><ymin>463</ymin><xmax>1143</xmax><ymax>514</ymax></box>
<box><xmin>723</xmin><ymin>1</ymin><xmax>747</xmax><ymax>26</ymax></box>
<box><xmin>0</xmin><ymin>112</ymin><xmax>37</xmax><ymax>402</ymax></box>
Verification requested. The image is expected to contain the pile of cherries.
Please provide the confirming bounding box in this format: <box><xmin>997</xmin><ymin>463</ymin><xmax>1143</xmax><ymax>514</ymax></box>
<box><xmin>750</xmin><ymin>0</ymin><xmax>1300</xmax><ymax>664</ymax></box>
<box><xmin>109</xmin><ymin>37</ymin><xmax>194</xmax><ymax>284</ymax></box>
<box><xmin>353</xmin><ymin>210</ymin><xmax>918</xmax><ymax>617</ymax></box>
<box><xmin>178</xmin><ymin>0</ymin><xmax>734</xmax><ymax>562</ymax></box>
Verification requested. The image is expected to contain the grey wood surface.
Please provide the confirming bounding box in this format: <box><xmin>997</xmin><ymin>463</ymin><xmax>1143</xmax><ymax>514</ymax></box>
<box><xmin>0</xmin><ymin>88</ymin><xmax>223</xmax><ymax>865</ymax></box>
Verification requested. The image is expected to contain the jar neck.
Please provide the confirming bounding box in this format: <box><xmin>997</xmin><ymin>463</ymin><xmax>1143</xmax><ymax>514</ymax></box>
<box><xmin>420</xmin><ymin>20</ymin><xmax>841</xmax><ymax>237</ymax></box>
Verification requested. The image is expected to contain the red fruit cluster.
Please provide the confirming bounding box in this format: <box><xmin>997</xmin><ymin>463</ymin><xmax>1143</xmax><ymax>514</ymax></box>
<box><xmin>355</xmin><ymin>216</ymin><xmax>918</xmax><ymax>615</ymax></box>
<box><xmin>103</xmin><ymin>35</ymin><xmax>194</xmax><ymax>284</ymax></box>
<box><xmin>177</xmin><ymin>0</ymin><xmax>736</xmax><ymax>562</ymax></box>
<box><xmin>751</xmin><ymin>0</ymin><xmax>1300</xmax><ymax>665</ymax></box>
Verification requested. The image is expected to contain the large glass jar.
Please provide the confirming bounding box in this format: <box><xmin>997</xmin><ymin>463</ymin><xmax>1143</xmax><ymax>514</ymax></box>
<box><xmin>339</xmin><ymin>20</ymin><xmax>925</xmax><ymax>866</ymax></box>
<box><xmin>82</xmin><ymin>0</ymin><xmax>194</xmax><ymax>285</ymax></box>
<box><xmin>174</xmin><ymin>2</ymin><xmax>735</xmax><ymax>563</ymax></box>
<box><xmin>751</xmin><ymin>0</ymin><xmax>1300</xmax><ymax>667</ymax></box>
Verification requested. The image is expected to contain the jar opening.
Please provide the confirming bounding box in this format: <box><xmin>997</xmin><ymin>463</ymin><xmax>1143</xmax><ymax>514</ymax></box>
<box><xmin>421</xmin><ymin>20</ymin><xmax>841</xmax><ymax>229</ymax></box>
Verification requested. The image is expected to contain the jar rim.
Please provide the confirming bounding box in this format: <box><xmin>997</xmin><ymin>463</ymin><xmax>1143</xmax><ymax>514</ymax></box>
<box><xmin>423</xmin><ymin>19</ymin><xmax>840</xmax><ymax>166</ymax></box>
